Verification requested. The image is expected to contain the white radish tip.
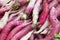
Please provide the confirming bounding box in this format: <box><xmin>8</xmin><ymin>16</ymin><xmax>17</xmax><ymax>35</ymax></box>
<box><xmin>34</xmin><ymin>31</ymin><xmax>40</xmax><ymax>34</ymax></box>
<box><xmin>22</xmin><ymin>13</ymin><xmax>27</xmax><ymax>20</ymax></box>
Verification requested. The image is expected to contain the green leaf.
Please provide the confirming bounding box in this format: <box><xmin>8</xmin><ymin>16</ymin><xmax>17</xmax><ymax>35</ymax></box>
<box><xmin>54</xmin><ymin>33</ymin><xmax>60</xmax><ymax>40</ymax></box>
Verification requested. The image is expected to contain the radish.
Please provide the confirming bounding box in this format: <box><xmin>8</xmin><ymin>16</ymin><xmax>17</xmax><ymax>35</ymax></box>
<box><xmin>43</xmin><ymin>7</ymin><xmax>60</xmax><ymax>40</ymax></box>
<box><xmin>11</xmin><ymin>24</ymin><xmax>33</xmax><ymax>40</ymax></box>
<box><xmin>49</xmin><ymin>0</ymin><xmax>58</xmax><ymax>9</ymax></box>
<box><xmin>0</xmin><ymin>11</ymin><xmax>10</xmax><ymax>29</ymax></box>
<box><xmin>6</xmin><ymin>21</ymin><xmax>32</xmax><ymax>40</ymax></box>
<box><xmin>32</xmin><ymin>0</ymin><xmax>42</xmax><ymax>26</ymax></box>
<box><xmin>39</xmin><ymin>0</ymin><xmax>49</xmax><ymax>26</ymax></box>
<box><xmin>0</xmin><ymin>20</ymin><xmax>23</xmax><ymax>40</ymax></box>
<box><xmin>24</xmin><ymin>0</ymin><xmax>37</xmax><ymax>14</ymax></box>
<box><xmin>0</xmin><ymin>0</ymin><xmax>59</xmax><ymax>40</ymax></box>
<box><xmin>22</xmin><ymin>0</ymin><xmax>37</xmax><ymax>19</ymax></box>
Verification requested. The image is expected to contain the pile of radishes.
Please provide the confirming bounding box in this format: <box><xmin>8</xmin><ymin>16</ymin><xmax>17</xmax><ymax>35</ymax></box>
<box><xmin>0</xmin><ymin>0</ymin><xmax>60</xmax><ymax>40</ymax></box>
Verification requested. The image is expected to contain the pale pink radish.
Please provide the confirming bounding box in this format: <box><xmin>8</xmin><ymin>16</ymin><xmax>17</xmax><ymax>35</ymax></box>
<box><xmin>0</xmin><ymin>1</ymin><xmax>16</xmax><ymax>28</ymax></box>
<box><xmin>6</xmin><ymin>21</ymin><xmax>32</xmax><ymax>40</ymax></box>
<box><xmin>32</xmin><ymin>0</ymin><xmax>42</xmax><ymax>26</ymax></box>
<box><xmin>21</xmin><ymin>0</ymin><xmax>37</xmax><ymax>19</ymax></box>
<box><xmin>43</xmin><ymin>7</ymin><xmax>60</xmax><ymax>40</ymax></box>
<box><xmin>49</xmin><ymin>0</ymin><xmax>58</xmax><ymax>9</ymax></box>
<box><xmin>11</xmin><ymin>24</ymin><xmax>33</xmax><ymax>40</ymax></box>
<box><xmin>24</xmin><ymin>0</ymin><xmax>37</xmax><ymax>14</ymax></box>
<box><xmin>39</xmin><ymin>0</ymin><xmax>49</xmax><ymax>26</ymax></box>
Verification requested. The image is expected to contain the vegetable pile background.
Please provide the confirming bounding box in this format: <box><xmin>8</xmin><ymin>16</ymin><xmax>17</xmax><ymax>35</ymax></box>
<box><xmin>0</xmin><ymin>0</ymin><xmax>60</xmax><ymax>40</ymax></box>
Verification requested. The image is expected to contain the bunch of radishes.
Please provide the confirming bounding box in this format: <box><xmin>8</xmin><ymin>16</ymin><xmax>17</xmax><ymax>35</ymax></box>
<box><xmin>0</xmin><ymin>0</ymin><xmax>60</xmax><ymax>40</ymax></box>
